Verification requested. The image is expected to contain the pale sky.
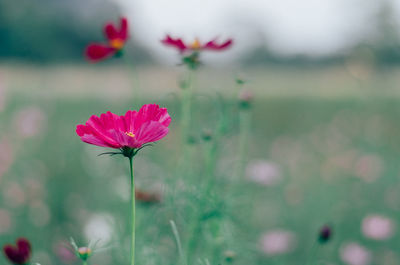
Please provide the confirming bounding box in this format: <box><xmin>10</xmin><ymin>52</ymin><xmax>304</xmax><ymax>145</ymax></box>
<box><xmin>115</xmin><ymin>0</ymin><xmax>399</xmax><ymax>64</ymax></box>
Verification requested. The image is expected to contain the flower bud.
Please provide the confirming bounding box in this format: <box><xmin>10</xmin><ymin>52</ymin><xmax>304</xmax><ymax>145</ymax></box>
<box><xmin>318</xmin><ymin>225</ymin><xmax>332</xmax><ymax>244</ymax></box>
<box><xmin>201</xmin><ymin>129</ymin><xmax>213</xmax><ymax>141</ymax></box>
<box><xmin>77</xmin><ymin>247</ymin><xmax>92</xmax><ymax>261</ymax></box>
<box><xmin>238</xmin><ymin>89</ymin><xmax>253</xmax><ymax>109</ymax></box>
<box><xmin>235</xmin><ymin>77</ymin><xmax>246</xmax><ymax>85</ymax></box>
<box><xmin>224</xmin><ymin>250</ymin><xmax>236</xmax><ymax>262</ymax></box>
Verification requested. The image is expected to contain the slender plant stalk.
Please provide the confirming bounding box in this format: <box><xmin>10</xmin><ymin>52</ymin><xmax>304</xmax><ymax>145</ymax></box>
<box><xmin>234</xmin><ymin>107</ymin><xmax>251</xmax><ymax>179</ymax></box>
<box><xmin>129</xmin><ymin>156</ymin><xmax>136</xmax><ymax>265</ymax></box>
<box><xmin>180</xmin><ymin>70</ymin><xmax>194</xmax><ymax>146</ymax></box>
<box><xmin>170</xmin><ymin>220</ymin><xmax>187</xmax><ymax>265</ymax></box>
<box><xmin>186</xmin><ymin>103</ymin><xmax>227</xmax><ymax>263</ymax></box>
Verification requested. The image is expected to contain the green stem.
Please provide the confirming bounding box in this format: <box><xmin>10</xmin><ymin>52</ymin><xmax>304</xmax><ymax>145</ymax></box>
<box><xmin>235</xmin><ymin>108</ymin><xmax>251</xmax><ymax>179</ymax></box>
<box><xmin>82</xmin><ymin>261</ymin><xmax>88</xmax><ymax>265</ymax></box>
<box><xmin>129</xmin><ymin>157</ymin><xmax>136</xmax><ymax>265</ymax></box>
<box><xmin>181</xmin><ymin>70</ymin><xmax>194</xmax><ymax>145</ymax></box>
<box><xmin>170</xmin><ymin>220</ymin><xmax>187</xmax><ymax>265</ymax></box>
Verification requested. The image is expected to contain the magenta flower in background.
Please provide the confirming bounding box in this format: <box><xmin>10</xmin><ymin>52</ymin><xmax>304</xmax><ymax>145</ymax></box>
<box><xmin>76</xmin><ymin>104</ymin><xmax>171</xmax><ymax>157</ymax></box>
<box><xmin>85</xmin><ymin>17</ymin><xmax>129</xmax><ymax>62</ymax></box>
<box><xmin>161</xmin><ymin>35</ymin><xmax>233</xmax><ymax>53</ymax></box>
<box><xmin>3</xmin><ymin>238</ymin><xmax>31</xmax><ymax>265</ymax></box>
<box><xmin>161</xmin><ymin>35</ymin><xmax>233</xmax><ymax>69</ymax></box>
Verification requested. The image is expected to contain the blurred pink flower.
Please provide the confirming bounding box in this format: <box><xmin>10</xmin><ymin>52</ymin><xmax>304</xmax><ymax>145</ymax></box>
<box><xmin>161</xmin><ymin>35</ymin><xmax>233</xmax><ymax>53</ymax></box>
<box><xmin>0</xmin><ymin>137</ymin><xmax>14</xmax><ymax>179</ymax></box>
<box><xmin>362</xmin><ymin>215</ymin><xmax>395</xmax><ymax>240</ymax></box>
<box><xmin>54</xmin><ymin>242</ymin><xmax>76</xmax><ymax>264</ymax></box>
<box><xmin>354</xmin><ymin>154</ymin><xmax>383</xmax><ymax>182</ymax></box>
<box><xmin>24</xmin><ymin>178</ymin><xmax>45</xmax><ymax>204</ymax></box>
<box><xmin>13</xmin><ymin>107</ymin><xmax>47</xmax><ymax>139</ymax></box>
<box><xmin>340</xmin><ymin>242</ymin><xmax>371</xmax><ymax>265</ymax></box>
<box><xmin>86</xmin><ymin>17</ymin><xmax>129</xmax><ymax>62</ymax></box>
<box><xmin>3</xmin><ymin>182</ymin><xmax>25</xmax><ymax>207</ymax></box>
<box><xmin>259</xmin><ymin>229</ymin><xmax>296</xmax><ymax>255</ymax></box>
<box><xmin>246</xmin><ymin>160</ymin><xmax>282</xmax><ymax>186</ymax></box>
<box><xmin>76</xmin><ymin>104</ymin><xmax>171</xmax><ymax>153</ymax></box>
<box><xmin>0</xmin><ymin>209</ymin><xmax>12</xmax><ymax>234</ymax></box>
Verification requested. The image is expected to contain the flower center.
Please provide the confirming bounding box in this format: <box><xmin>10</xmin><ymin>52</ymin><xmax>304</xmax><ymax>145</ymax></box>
<box><xmin>110</xmin><ymin>39</ymin><xmax>125</xmax><ymax>50</ymax></box>
<box><xmin>125</xmin><ymin>132</ymin><xmax>135</xmax><ymax>138</ymax></box>
<box><xmin>190</xmin><ymin>39</ymin><xmax>201</xmax><ymax>50</ymax></box>
<box><xmin>78</xmin><ymin>247</ymin><xmax>92</xmax><ymax>256</ymax></box>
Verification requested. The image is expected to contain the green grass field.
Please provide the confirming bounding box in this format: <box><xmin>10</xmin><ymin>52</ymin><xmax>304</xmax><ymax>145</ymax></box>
<box><xmin>1</xmin><ymin>64</ymin><xmax>400</xmax><ymax>265</ymax></box>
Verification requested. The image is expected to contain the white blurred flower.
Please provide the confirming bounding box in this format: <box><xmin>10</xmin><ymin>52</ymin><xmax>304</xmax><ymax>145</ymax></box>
<box><xmin>84</xmin><ymin>214</ymin><xmax>115</xmax><ymax>246</ymax></box>
<box><xmin>362</xmin><ymin>215</ymin><xmax>395</xmax><ymax>240</ymax></box>
<box><xmin>340</xmin><ymin>242</ymin><xmax>371</xmax><ymax>265</ymax></box>
<box><xmin>246</xmin><ymin>160</ymin><xmax>282</xmax><ymax>186</ymax></box>
<box><xmin>259</xmin><ymin>229</ymin><xmax>296</xmax><ymax>255</ymax></box>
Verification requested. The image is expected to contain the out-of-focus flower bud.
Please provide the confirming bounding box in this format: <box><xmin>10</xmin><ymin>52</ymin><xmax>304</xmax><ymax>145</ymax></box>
<box><xmin>235</xmin><ymin>77</ymin><xmax>246</xmax><ymax>85</ymax></box>
<box><xmin>318</xmin><ymin>225</ymin><xmax>332</xmax><ymax>244</ymax></box>
<box><xmin>238</xmin><ymin>89</ymin><xmax>253</xmax><ymax>109</ymax></box>
<box><xmin>224</xmin><ymin>250</ymin><xmax>236</xmax><ymax>262</ymax></box>
<box><xmin>201</xmin><ymin>129</ymin><xmax>213</xmax><ymax>141</ymax></box>
<box><xmin>77</xmin><ymin>247</ymin><xmax>92</xmax><ymax>261</ymax></box>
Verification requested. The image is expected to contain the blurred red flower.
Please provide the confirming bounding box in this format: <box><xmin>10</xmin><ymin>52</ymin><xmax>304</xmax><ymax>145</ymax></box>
<box><xmin>3</xmin><ymin>238</ymin><xmax>31</xmax><ymax>265</ymax></box>
<box><xmin>76</xmin><ymin>104</ymin><xmax>171</xmax><ymax>156</ymax></box>
<box><xmin>161</xmin><ymin>35</ymin><xmax>233</xmax><ymax>69</ymax></box>
<box><xmin>85</xmin><ymin>17</ymin><xmax>129</xmax><ymax>62</ymax></box>
<box><xmin>161</xmin><ymin>35</ymin><xmax>233</xmax><ymax>53</ymax></box>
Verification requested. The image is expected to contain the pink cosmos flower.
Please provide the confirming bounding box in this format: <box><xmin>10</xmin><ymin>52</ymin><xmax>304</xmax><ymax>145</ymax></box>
<box><xmin>76</xmin><ymin>104</ymin><xmax>171</xmax><ymax>157</ymax></box>
<box><xmin>161</xmin><ymin>35</ymin><xmax>233</xmax><ymax>54</ymax></box>
<box><xmin>85</xmin><ymin>17</ymin><xmax>129</xmax><ymax>62</ymax></box>
<box><xmin>161</xmin><ymin>35</ymin><xmax>233</xmax><ymax>69</ymax></box>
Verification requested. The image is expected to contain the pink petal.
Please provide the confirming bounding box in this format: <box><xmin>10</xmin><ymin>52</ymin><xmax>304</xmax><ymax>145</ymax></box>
<box><xmin>203</xmin><ymin>38</ymin><xmax>233</xmax><ymax>51</ymax></box>
<box><xmin>161</xmin><ymin>35</ymin><xmax>187</xmax><ymax>53</ymax></box>
<box><xmin>119</xmin><ymin>17</ymin><xmax>129</xmax><ymax>41</ymax></box>
<box><xmin>104</xmin><ymin>22</ymin><xmax>119</xmax><ymax>41</ymax></box>
<box><xmin>134</xmin><ymin>104</ymin><xmax>171</xmax><ymax>129</ymax></box>
<box><xmin>122</xmin><ymin>110</ymin><xmax>139</xmax><ymax>132</ymax></box>
<box><xmin>85</xmin><ymin>44</ymin><xmax>115</xmax><ymax>62</ymax></box>
<box><xmin>77</xmin><ymin>114</ymin><xmax>121</xmax><ymax>148</ymax></box>
<box><xmin>135</xmin><ymin>121</ymin><xmax>169</xmax><ymax>145</ymax></box>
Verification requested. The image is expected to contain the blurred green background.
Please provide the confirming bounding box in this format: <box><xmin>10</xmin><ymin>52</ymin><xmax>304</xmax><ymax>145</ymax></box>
<box><xmin>1</xmin><ymin>1</ymin><xmax>400</xmax><ymax>265</ymax></box>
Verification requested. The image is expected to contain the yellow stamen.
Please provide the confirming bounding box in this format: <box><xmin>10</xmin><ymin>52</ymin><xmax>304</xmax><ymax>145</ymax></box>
<box><xmin>78</xmin><ymin>247</ymin><xmax>92</xmax><ymax>256</ymax></box>
<box><xmin>125</xmin><ymin>132</ymin><xmax>135</xmax><ymax>138</ymax></box>
<box><xmin>190</xmin><ymin>38</ymin><xmax>201</xmax><ymax>50</ymax></box>
<box><xmin>110</xmin><ymin>39</ymin><xmax>125</xmax><ymax>50</ymax></box>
